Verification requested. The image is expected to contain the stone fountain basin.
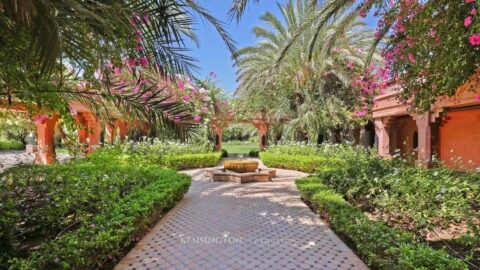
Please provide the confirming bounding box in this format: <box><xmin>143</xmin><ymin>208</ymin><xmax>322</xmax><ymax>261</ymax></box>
<box><xmin>207</xmin><ymin>167</ymin><xmax>277</xmax><ymax>184</ymax></box>
<box><xmin>223</xmin><ymin>160</ymin><xmax>259</xmax><ymax>173</ymax></box>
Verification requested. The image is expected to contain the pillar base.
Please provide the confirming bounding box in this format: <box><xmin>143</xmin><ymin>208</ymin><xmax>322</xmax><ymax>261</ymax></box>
<box><xmin>415</xmin><ymin>160</ymin><xmax>432</xmax><ymax>168</ymax></box>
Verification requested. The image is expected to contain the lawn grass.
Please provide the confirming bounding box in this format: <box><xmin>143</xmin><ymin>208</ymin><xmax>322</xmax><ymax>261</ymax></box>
<box><xmin>222</xmin><ymin>140</ymin><xmax>258</xmax><ymax>154</ymax></box>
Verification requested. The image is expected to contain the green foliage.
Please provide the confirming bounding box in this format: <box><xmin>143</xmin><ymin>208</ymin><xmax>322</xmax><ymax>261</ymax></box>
<box><xmin>385</xmin><ymin>0</ymin><xmax>480</xmax><ymax>111</ymax></box>
<box><xmin>221</xmin><ymin>140</ymin><xmax>258</xmax><ymax>154</ymax></box>
<box><xmin>165</xmin><ymin>153</ymin><xmax>222</xmax><ymax>170</ymax></box>
<box><xmin>222</xmin><ymin>124</ymin><xmax>256</xmax><ymax>141</ymax></box>
<box><xmin>86</xmin><ymin>140</ymin><xmax>213</xmax><ymax>166</ymax></box>
<box><xmin>0</xmin><ymin>157</ymin><xmax>191</xmax><ymax>269</ymax></box>
<box><xmin>248</xmin><ymin>150</ymin><xmax>259</xmax><ymax>157</ymax></box>
<box><xmin>0</xmin><ymin>112</ymin><xmax>34</xmax><ymax>147</ymax></box>
<box><xmin>0</xmin><ymin>138</ymin><xmax>24</xmax><ymax>150</ymax></box>
<box><xmin>260</xmin><ymin>152</ymin><xmax>343</xmax><ymax>173</ymax></box>
<box><xmin>267</xmin><ymin>142</ymin><xmax>480</xmax><ymax>266</ymax></box>
<box><xmin>221</xmin><ymin>149</ymin><xmax>229</xmax><ymax>158</ymax></box>
<box><xmin>234</xmin><ymin>0</ymin><xmax>380</xmax><ymax>141</ymax></box>
<box><xmin>296</xmin><ymin>177</ymin><xmax>467</xmax><ymax>270</ymax></box>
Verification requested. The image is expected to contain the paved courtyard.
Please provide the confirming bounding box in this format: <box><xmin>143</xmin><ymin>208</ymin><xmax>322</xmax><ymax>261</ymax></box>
<box><xmin>115</xmin><ymin>162</ymin><xmax>368</xmax><ymax>270</ymax></box>
<box><xmin>0</xmin><ymin>150</ymin><xmax>69</xmax><ymax>173</ymax></box>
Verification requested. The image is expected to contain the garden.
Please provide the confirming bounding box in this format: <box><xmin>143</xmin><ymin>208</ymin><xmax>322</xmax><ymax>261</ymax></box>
<box><xmin>0</xmin><ymin>141</ymin><xmax>220</xmax><ymax>269</ymax></box>
<box><xmin>1</xmin><ymin>0</ymin><xmax>480</xmax><ymax>269</ymax></box>
<box><xmin>262</xmin><ymin>143</ymin><xmax>480</xmax><ymax>269</ymax></box>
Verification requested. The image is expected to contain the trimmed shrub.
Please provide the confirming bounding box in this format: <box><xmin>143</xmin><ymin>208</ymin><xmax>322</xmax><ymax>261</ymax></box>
<box><xmin>259</xmin><ymin>152</ymin><xmax>344</xmax><ymax>173</ymax></box>
<box><xmin>165</xmin><ymin>152</ymin><xmax>222</xmax><ymax>170</ymax></box>
<box><xmin>296</xmin><ymin>177</ymin><xmax>467</xmax><ymax>270</ymax></box>
<box><xmin>0</xmin><ymin>138</ymin><xmax>24</xmax><ymax>150</ymax></box>
<box><xmin>248</xmin><ymin>150</ymin><xmax>259</xmax><ymax>157</ymax></box>
<box><xmin>221</xmin><ymin>149</ymin><xmax>229</xmax><ymax>157</ymax></box>
<box><xmin>7</xmin><ymin>171</ymin><xmax>190</xmax><ymax>269</ymax></box>
<box><xmin>0</xmin><ymin>159</ymin><xmax>191</xmax><ymax>269</ymax></box>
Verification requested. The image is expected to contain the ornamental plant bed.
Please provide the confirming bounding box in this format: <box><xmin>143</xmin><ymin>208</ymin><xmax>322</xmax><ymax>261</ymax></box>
<box><xmin>263</xmin><ymin>143</ymin><xmax>480</xmax><ymax>268</ymax></box>
<box><xmin>296</xmin><ymin>177</ymin><xmax>467</xmax><ymax>270</ymax></box>
<box><xmin>0</xmin><ymin>155</ymin><xmax>191</xmax><ymax>269</ymax></box>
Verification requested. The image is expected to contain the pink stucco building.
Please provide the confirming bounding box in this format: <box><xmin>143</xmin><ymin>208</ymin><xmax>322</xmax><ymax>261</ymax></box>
<box><xmin>372</xmin><ymin>71</ymin><xmax>480</xmax><ymax>170</ymax></box>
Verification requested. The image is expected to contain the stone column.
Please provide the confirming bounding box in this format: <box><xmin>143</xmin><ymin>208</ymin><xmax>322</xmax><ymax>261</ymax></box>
<box><xmin>212</xmin><ymin>125</ymin><xmax>223</xmax><ymax>151</ymax></box>
<box><xmin>414</xmin><ymin>113</ymin><xmax>432</xmax><ymax>167</ymax></box>
<box><xmin>83</xmin><ymin>112</ymin><xmax>101</xmax><ymax>153</ymax></box>
<box><xmin>75</xmin><ymin>114</ymin><xmax>88</xmax><ymax>145</ymax></box>
<box><xmin>253</xmin><ymin>120</ymin><xmax>268</xmax><ymax>151</ymax></box>
<box><xmin>374</xmin><ymin>117</ymin><xmax>391</xmax><ymax>158</ymax></box>
<box><xmin>34</xmin><ymin>114</ymin><xmax>59</xmax><ymax>164</ymax></box>
<box><xmin>116</xmin><ymin>120</ymin><xmax>128</xmax><ymax>141</ymax></box>
<box><xmin>105</xmin><ymin>123</ymin><xmax>116</xmax><ymax>144</ymax></box>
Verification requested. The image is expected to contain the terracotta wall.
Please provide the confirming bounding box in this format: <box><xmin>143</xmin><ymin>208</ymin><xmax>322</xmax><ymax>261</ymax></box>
<box><xmin>439</xmin><ymin>108</ymin><xmax>480</xmax><ymax>169</ymax></box>
<box><xmin>390</xmin><ymin>116</ymin><xmax>418</xmax><ymax>159</ymax></box>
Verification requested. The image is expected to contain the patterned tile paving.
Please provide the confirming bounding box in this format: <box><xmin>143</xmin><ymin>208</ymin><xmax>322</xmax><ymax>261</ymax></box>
<box><xmin>115</xmin><ymin>162</ymin><xmax>368</xmax><ymax>270</ymax></box>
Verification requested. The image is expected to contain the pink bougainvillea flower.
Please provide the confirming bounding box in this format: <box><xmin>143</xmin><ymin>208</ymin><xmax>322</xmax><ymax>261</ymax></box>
<box><xmin>182</xmin><ymin>95</ymin><xmax>190</xmax><ymax>102</ymax></box>
<box><xmin>193</xmin><ymin>115</ymin><xmax>202</xmax><ymax>122</ymax></box>
<box><xmin>472</xmin><ymin>8</ymin><xmax>477</xmax><ymax>15</ymax></box>
<box><xmin>33</xmin><ymin>115</ymin><xmax>48</xmax><ymax>124</ymax></box>
<box><xmin>209</xmin><ymin>71</ymin><xmax>217</xmax><ymax>78</ymax></box>
<box><xmin>135</xmin><ymin>45</ymin><xmax>144</xmax><ymax>51</ymax></box>
<box><xmin>469</xmin><ymin>34</ymin><xmax>480</xmax><ymax>45</ymax></box>
<box><xmin>353</xmin><ymin>110</ymin><xmax>367</xmax><ymax>117</ymax></box>
<box><xmin>133</xmin><ymin>86</ymin><xmax>141</xmax><ymax>93</ymax></box>
<box><xmin>359</xmin><ymin>10</ymin><xmax>367</xmax><ymax>18</ymax></box>
<box><xmin>113</xmin><ymin>67</ymin><xmax>122</xmax><ymax>76</ymax></box>
<box><xmin>347</xmin><ymin>60</ymin><xmax>354</xmax><ymax>70</ymax></box>
<box><xmin>177</xmin><ymin>81</ymin><xmax>185</xmax><ymax>89</ymax></box>
<box><xmin>476</xmin><ymin>95</ymin><xmax>480</xmax><ymax>102</ymax></box>
<box><xmin>408</xmin><ymin>53</ymin><xmax>416</xmax><ymax>63</ymax></box>
<box><xmin>143</xmin><ymin>14</ymin><xmax>150</xmax><ymax>23</ymax></box>
<box><xmin>466</xmin><ymin>0</ymin><xmax>474</xmax><ymax>3</ymax></box>
<box><xmin>139</xmin><ymin>57</ymin><xmax>149</xmax><ymax>67</ymax></box>
<box><xmin>465</xmin><ymin>16</ymin><xmax>472</xmax><ymax>27</ymax></box>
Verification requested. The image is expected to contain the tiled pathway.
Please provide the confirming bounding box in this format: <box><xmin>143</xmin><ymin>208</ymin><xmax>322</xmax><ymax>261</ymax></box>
<box><xmin>115</xmin><ymin>160</ymin><xmax>368</xmax><ymax>270</ymax></box>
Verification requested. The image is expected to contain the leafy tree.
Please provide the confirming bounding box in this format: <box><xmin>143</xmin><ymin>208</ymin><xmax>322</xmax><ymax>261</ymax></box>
<box><xmin>234</xmin><ymin>0</ymin><xmax>381</xmax><ymax>142</ymax></box>
<box><xmin>231</xmin><ymin>0</ymin><xmax>480</xmax><ymax>110</ymax></box>
<box><xmin>0</xmin><ymin>112</ymin><xmax>34</xmax><ymax>147</ymax></box>
<box><xmin>0</xmin><ymin>0</ymin><xmax>237</xmax><ymax>138</ymax></box>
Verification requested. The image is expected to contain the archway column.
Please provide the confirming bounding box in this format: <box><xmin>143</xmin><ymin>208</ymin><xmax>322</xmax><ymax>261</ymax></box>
<box><xmin>211</xmin><ymin>123</ymin><xmax>225</xmax><ymax>151</ymax></box>
<box><xmin>105</xmin><ymin>123</ymin><xmax>116</xmax><ymax>143</ymax></box>
<box><xmin>374</xmin><ymin>117</ymin><xmax>391</xmax><ymax>158</ymax></box>
<box><xmin>85</xmin><ymin>112</ymin><xmax>101</xmax><ymax>153</ymax></box>
<box><xmin>413</xmin><ymin>112</ymin><xmax>434</xmax><ymax>167</ymax></box>
<box><xmin>34</xmin><ymin>114</ymin><xmax>59</xmax><ymax>164</ymax></box>
<box><xmin>253</xmin><ymin>119</ymin><xmax>269</xmax><ymax>151</ymax></box>
<box><xmin>116</xmin><ymin>120</ymin><xmax>128</xmax><ymax>141</ymax></box>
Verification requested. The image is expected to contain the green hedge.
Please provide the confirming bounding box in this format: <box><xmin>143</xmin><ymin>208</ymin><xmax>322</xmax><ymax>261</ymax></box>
<box><xmin>165</xmin><ymin>152</ymin><xmax>222</xmax><ymax>170</ymax></box>
<box><xmin>0</xmin><ymin>161</ymin><xmax>191</xmax><ymax>269</ymax></box>
<box><xmin>296</xmin><ymin>177</ymin><xmax>467</xmax><ymax>270</ymax></box>
<box><xmin>259</xmin><ymin>152</ymin><xmax>344</xmax><ymax>173</ymax></box>
<box><xmin>0</xmin><ymin>139</ymin><xmax>24</xmax><ymax>150</ymax></box>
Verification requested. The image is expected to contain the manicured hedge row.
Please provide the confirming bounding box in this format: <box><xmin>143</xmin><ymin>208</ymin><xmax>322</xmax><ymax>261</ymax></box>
<box><xmin>0</xmin><ymin>162</ymin><xmax>191</xmax><ymax>269</ymax></box>
<box><xmin>0</xmin><ymin>138</ymin><xmax>24</xmax><ymax>150</ymax></box>
<box><xmin>165</xmin><ymin>152</ymin><xmax>222</xmax><ymax>170</ymax></box>
<box><xmin>296</xmin><ymin>177</ymin><xmax>467</xmax><ymax>270</ymax></box>
<box><xmin>259</xmin><ymin>152</ymin><xmax>344</xmax><ymax>173</ymax></box>
<box><xmin>9</xmin><ymin>173</ymin><xmax>190</xmax><ymax>269</ymax></box>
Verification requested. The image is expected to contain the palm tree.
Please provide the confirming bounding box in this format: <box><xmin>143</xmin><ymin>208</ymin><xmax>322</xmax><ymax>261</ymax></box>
<box><xmin>234</xmin><ymin>0</ymin><xmax>380</xmax><ymax>142</ymax></box>
<box><xmin>0</xmin><ymin>0</ymin><xmax>236</xmax><ymax>139</ymax></box>
<box><xmin>230</xmin><ymin>0</ymin><xmax>391</xmax><ymax>65</ymax></box>
<box><xmin>0</xmin><ymin>0</ymin><xmax>236</xmax><ymax>75</ymax></box>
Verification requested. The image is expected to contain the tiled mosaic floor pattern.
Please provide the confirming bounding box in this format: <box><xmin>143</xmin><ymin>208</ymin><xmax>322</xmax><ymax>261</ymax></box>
<box><xmin>115</xmin><ymin>162</ymin><xmax>368</xmax><ymax>270</ymax></box>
